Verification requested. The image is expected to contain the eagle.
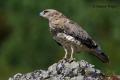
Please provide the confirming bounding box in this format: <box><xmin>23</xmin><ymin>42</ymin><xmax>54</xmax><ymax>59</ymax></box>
<box><xmin>40</xmin><ymin>9</ymin><xmax>109</xmax><ymax>63</ymax></box>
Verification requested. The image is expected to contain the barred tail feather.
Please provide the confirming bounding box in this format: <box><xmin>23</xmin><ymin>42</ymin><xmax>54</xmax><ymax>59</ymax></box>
<box><xmin>93</xmin><ymin>47</ymin><xmax>109</xmax><ymax>63</ymax></box>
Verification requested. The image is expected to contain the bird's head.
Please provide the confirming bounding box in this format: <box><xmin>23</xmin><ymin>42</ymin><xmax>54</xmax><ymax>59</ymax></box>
<box><xmin>40</xmin><ymin>9</ymin><xmax>63</xmax><ymax>20</ymax></box>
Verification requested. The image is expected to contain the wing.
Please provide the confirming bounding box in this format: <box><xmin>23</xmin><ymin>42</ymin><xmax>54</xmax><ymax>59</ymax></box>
<box><xmin>64</xmin><ymin>20</ymin><xmax>98</xmax><ymax>49</ymax></box>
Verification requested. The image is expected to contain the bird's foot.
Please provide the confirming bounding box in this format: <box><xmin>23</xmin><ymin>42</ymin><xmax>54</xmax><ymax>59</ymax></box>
<box><xmin>69</xmin><ymin>58</ymin><xmax>76</xmax><ymax>62</ymax></box>
<box><xmin>63</xmin><ymin>57</ymin><xmax>67</xmax><ymax>60</ymax></box>
<box><xmin>63</xmin><ymin>57</ymin><xmax>69</xmax><ymax>62</ymax></box>
<box><xmin>62</xmin><ymin>57</ymin><xmax>75</xmax><ymax>62</ymax></box>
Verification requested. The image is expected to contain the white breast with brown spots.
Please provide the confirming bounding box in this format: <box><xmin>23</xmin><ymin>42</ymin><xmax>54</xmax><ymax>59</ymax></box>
<box><xmin>53</xmin><ymin>32</ymin><xmax>87</xmax><ymax>53</ymax></box>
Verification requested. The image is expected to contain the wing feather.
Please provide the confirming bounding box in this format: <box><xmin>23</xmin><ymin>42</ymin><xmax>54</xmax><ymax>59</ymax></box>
<box><xmin>64</xmin><ymin>20</ymin><xmax>98</xmax><ymax>49</ymax></box>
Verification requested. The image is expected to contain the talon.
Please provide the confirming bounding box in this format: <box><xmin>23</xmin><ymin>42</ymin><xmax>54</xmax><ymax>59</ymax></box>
<box><xmin>63</xmin><ymin>57</ymin><xmax>67</xmax><ymax>60</ymax></box>
<box><xmin>63</xmin><ymin>57</ymin><xmax>70</xmax><ymax>62</ymax></box>
<box><xmin>69</xmin><ymin>58</ymin><xmax>75</xmax><ymax>62</ymax></box>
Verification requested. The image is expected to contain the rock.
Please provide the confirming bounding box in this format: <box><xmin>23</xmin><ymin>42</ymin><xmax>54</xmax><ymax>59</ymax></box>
<box><xmin>9</xmin><ymin>59</ymin><xmax>105</xmax><ymax>80</ymax></box>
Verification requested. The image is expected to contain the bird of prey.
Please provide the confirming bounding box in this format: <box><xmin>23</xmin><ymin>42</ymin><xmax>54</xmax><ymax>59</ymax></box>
<box><xmin>40</xmin><ymin>9</ymin><xmax>109</xmax><ymax>63</ymax></box>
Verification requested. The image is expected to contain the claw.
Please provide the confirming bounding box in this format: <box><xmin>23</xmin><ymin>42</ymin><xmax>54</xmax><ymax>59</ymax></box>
<box><xmin>63</xmin><ymin>57</ymin><xmax>67</xmax><ymax>60</ymax></box>
<box><xmin>69</xmin><ymin>58</ymin><xmax>76</xmax><ymax>62</ymax></box>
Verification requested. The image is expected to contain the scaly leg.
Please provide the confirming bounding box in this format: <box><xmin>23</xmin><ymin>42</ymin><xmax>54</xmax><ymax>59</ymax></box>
<box><xmin>64</xmin><ymin>48</ymin><xmax>68</xmax><ymax>59</ymax></box>
<box><xmin>70</xmin><ymin>46</ymin><xmax>74</xmax><ymax>60</ymax></box>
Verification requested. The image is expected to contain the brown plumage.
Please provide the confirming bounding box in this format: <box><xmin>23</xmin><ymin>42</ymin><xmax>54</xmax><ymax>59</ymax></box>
<box><xmin>40</xmin><ymin>9</ymin><xmax>109</xmax><ymax>63</ymax></box>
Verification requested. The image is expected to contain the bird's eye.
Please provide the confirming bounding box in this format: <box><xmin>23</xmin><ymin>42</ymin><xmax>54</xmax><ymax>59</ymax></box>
<box><xmin>43</xmin><ymin>10</ymin><xmax>49</xmax><ymax>14</ymax></box>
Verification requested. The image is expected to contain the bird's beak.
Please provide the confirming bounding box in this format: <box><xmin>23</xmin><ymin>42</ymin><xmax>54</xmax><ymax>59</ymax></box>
<box><xmin>39</xmin><ymin>12</ymin><xmax>43</xmax><ymax>16</ymax></box>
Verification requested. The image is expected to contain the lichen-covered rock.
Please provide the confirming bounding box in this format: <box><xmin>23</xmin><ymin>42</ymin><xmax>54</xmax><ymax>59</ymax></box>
<box><xmin>9</xmin><ymin>59</ymin><xmax>105</xmax><ymax>80</ymax></box>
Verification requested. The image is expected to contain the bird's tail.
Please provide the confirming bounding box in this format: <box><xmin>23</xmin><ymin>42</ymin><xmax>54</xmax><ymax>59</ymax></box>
<box><xmin>92</xmin><ymin>47</ymin><xmax>109</xmax><ymax>63</ymax></box>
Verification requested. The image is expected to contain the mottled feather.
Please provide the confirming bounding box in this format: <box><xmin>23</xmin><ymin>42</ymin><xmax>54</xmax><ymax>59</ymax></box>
<box><xmin>40</xmin><ymin>9</ymin><xmax>109</xmax><ymax>63</ymax></box>
<box><xmin>64</xmin><ymin>20</ymin><xmax>98</xmax><ymax>49</ymax></box>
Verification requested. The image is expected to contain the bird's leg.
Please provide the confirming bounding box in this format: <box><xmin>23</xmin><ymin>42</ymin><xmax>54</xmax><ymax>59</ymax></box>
<box><xmin>64</xmin><ymin>48</ymin><xmax>68</xmax><ymax>59</ymax></box>
<box><xmin>70</xmin><ymin>46</ymin><xmax>74</xmax><ymax>61</ymax></box>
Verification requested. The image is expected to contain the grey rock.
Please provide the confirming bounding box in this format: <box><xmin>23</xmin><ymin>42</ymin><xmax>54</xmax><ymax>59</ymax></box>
<box><xmin>9</xmin><ymin>59</ymin><xmax>105</xmax><ymax>80</ymax></box>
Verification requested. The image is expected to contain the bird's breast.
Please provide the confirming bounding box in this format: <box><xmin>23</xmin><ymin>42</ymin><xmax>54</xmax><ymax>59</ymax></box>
<box><xmin>53</xmin><ymin>33</ymin><xmax>86</xmax><ymax>52</ymax></box>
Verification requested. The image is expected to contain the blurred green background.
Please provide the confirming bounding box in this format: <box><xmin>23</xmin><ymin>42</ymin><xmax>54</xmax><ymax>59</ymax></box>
<box><xmin>0</xmin><ymin>0</ymin><xmax>120</xmax><ymax>80</ymax></box>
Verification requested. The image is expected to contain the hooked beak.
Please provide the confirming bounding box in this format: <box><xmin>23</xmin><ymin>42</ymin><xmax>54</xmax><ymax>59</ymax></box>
<box><xmin>39</xmin><ymin>12</ymin><xmax>43</xmax><ymax>16</ymax></box>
